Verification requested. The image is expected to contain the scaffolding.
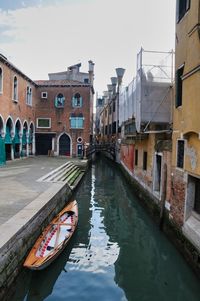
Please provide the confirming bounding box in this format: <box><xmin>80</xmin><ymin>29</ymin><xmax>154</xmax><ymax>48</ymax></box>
<box><xmin>119</xmin><ymin>48</ymin><xmax>174</xmax><ymax>133</ymax></box>
<box><xmin>135</xmin><ymin>48</ymin><xmax>174</xmax><ymax>132</ymax></box>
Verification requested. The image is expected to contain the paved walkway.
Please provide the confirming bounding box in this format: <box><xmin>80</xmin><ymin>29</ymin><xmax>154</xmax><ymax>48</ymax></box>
<box><xmin>0</xmin><ymin>156</ymin><xmax>84</xmax><ymax>225</ymax></box>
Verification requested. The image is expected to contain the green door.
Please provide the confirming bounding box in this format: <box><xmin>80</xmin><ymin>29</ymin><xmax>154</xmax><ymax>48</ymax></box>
<box><xmin>0</xmin><ymin>137</ymin><xmax>6</xmax><ymax>166</ymax></box>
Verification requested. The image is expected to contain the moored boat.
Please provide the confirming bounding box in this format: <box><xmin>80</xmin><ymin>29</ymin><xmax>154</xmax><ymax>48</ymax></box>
<box><xmin>24</xmin><ymin>200</ymin><xmax>78</xmax><ymax>270</ymax></box>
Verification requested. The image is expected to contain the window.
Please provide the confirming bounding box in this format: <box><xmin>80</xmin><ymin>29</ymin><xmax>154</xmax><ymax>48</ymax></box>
<box><xmin>55</xmin><ymin>93</ymin><xmax>65</xmax><ymax>108</ymax></box>
<box><xmin>175</xmin><ymin>65</ymin><xmax>184</xmax><ymax>108</ymax></box>
<box><xmin>41</xmin><ymin>92</ymin><xmax>48</xmax><ymax>99</ymax></box>
<box><xmin>0</xmin><ymin>67</ymin><xmax>3</xmax><ymax>93</ymax></box>
<box><xmin>84</xmin><ymin>78</ymin><xmax>89</xmax><ymax>83</ymax></box>
<box><xmin>26</xmin><ymin>86</ymin><xmax>32</xmax><ymax>106</ymax></box>
<box><xmin>176</xmin><ymin>0</ymin><xmax>190</xmax><ymax>22</ymax></box>
<box><xmin>177</xmin><ymin>140</ymin><xmax>185</xmax><ymax>168</ymax></box>
<box><xmin>13</xmin><ymin>76</ymin><xmax>18</xmax><ymax>101</ymax></box>
<box><xmin>135</xmin><ymin>149</ymin><xmax>138</xmax><ymax>166</ymax></box>
<box><xmin>37</xmin><ymin>118</ymin><xmax>51</xmax><ymax>128</ymax></box>
<box><xmin>112</xmin><ymin>121</ymin><xmax>116</xmax><ymax>134</ymax></box>
<box><xmin>109</xmin><ymin>105</ymin><xmax>112</xmax><ymax>115</ymax></box>
<box><xmin>70</xmin><ymin>113</ymin><xmax>84</xmax><ymax>128</ymax></box>
<box><xmin>143</xmin><ymin>151</ymin><xmax>147</xmax><ymax>170</ymax></box>
<box><xmin>72</xmin><ymin>93</ymin><xmax>82</xmax><ymax>107</ymax></box>
<box><xmin>194</xmin><ymin>177</ymin><xmax>200</xmax><ymax>214</ymax></box>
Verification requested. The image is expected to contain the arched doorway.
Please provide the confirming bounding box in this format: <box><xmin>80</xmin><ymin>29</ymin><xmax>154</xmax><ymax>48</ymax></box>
<box><xmin>22</xmin><ymin>121</ymin><xmax>28</xmax><ymax>156</ymax></box>
<box><xmin>14</xmin><ymin>120</ymin><xmax>21</xmax><ymax>158</ymax></box>
<box><xmin>0</xmin><ymin>115</ymin><xmax>5</xmax><ymax>165</ymax></box>
<box><xmin>5</xmin><ymin>117</ymin><xmax>14</xmax><ymax>160</ymax></box>
<box><xmin>59</xmin><ymin>134</ymin><xmax>71</xmax><ymax>156</ymax></box>
<box><xmin>29</xmin><ymin>123</ymin><xmax>34</xmax><ymax>155</ymax></box>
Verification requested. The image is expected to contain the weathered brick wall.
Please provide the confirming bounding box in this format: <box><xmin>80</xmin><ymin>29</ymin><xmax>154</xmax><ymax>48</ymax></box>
<box><xmin>0</xmin><ymin>61</ymin><xmax>36</xmax><ymax>128</ymax></box>
<box><xmin>120</xmin><ymin>144</ymin><xmax>134</xmax><ymax>172</ymax></box>
<box><xmin>163</xmin><ymin>150</ymin><xmax>172</xmax><ymax>202</ymax></box>
<box><xmin>170</xmin><ymin>168</ymin><xmax>186</xmax><ymax>226</ymax></box>
<box><xmin>0</xmin><ymin>184</ymin><xmax>72</xmax><ymax>301</ymax></box>
<box><xmin>35</xmin><ymin>86</ymin><xmax>91</xmax><ymax>156</ymax></box>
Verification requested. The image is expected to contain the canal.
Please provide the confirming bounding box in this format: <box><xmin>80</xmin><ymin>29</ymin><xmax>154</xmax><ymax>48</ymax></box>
<box><xmin>11</xmin><ymin>157</ymin><xmax>200</xmax><ymax>301</ymax></box>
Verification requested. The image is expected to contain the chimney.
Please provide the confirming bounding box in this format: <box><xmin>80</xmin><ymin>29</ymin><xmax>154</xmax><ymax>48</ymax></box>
<box><xmin>107</xmin><ymin>84</ymin><xmax>113</xmax><ymax>99</ymax></box>
<box><xmin>111</xmin><ymin>77</ymin><xmax>117</xmax><ymax>94</ymax></box>
<box><xmin>115</xmin><ymin>68</ymin><xmax>125</xmax><ymax>85</ymax></box>
<box><xmin>88</xmin><ymin>60</ymin><xmax>95</xmax><ymax>84</ymax></box>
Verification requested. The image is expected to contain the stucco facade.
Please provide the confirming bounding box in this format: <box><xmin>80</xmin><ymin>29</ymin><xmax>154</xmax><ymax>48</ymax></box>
<box><xmin>171</xmin><ymin>0</ymin><xmax>200</xmax><ymax>250</ymax></box>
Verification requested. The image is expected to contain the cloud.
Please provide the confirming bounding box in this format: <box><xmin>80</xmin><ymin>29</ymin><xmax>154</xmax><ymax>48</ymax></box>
<box><xmin>0</xmin><ymin>0</ymin><xmax>175</xmax><ymax>94</ymax></box>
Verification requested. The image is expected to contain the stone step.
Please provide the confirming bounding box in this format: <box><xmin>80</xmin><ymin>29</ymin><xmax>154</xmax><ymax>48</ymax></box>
<box><xmin>37</xmin><ymin>161</ymin><xmax>72</xmax><ymax>182</ymax></box>
<box><xmin>44</xmin><ymin>163</ymin><xmax>74</xmax><ymax>182</ymax></box>
<box><xmin>51</xmin><ymin>164</ymin><xmax>77</xmax><ymax>182</ymax></box>
<box><xmin>68</xmin><ymin>170</ymin><xmax>83</xmax><ymax>186</ymax></box>
<box><xmin>63</xmin><ymin>167</ymin><xmax>80</xmax><ymax>183</ymax></box>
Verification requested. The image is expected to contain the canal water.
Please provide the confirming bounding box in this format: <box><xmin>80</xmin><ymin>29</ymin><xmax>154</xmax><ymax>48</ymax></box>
<box><xmin>11</xmin><ymin>157</ymin><xmax>200</xmax><ymax>301</ymax></box>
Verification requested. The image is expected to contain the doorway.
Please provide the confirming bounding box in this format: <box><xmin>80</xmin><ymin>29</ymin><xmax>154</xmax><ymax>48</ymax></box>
<box><xmin>59</xmin><ymin>134</ymin><xmax>71</xmax><ymax>156</ymax></box>
<box><xmin>77</xmin><ymin>144</ymin><xmax>83</xmax><ymax>157</ymax></box>
<box><xmin>154</xmin><ymin>153</ymin><xmax>162</xmax><ymax>195</ymax></box>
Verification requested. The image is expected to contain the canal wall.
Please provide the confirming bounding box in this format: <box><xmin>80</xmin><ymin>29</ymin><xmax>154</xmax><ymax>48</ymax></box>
<box><xmin>0</xmin><ymin>160</ymin><xmax>87</xmax><ymax>301</ymax></box>
<box><xmin>118</xmin><ymin>160</ymin><xmax>200</xmax><ymax>278</ymax></box>
<box><xmin>99</xmin><ymin>152</ymin><xmax>200</xmax><ymax>278</ymax></box>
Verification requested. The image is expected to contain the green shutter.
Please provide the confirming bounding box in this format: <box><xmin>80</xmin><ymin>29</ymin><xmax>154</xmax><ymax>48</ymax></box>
<box><xmin>0</xmin><ymin>137</ymin><xmax>6</xmax><ymax>165</ymax></box>
<box><xmin>5</xmin><ymin>126</ymin><xmax>12</xmax><ymax>144</ymax></box>
<box><xmin>22</xmin><ymin>129</ymin><xmax>27</xmax><ymax>145</ymax></box>
<box><xmin>14</xmin><ymin>128</ymin><xmax>20</xmax><ymax>144</ymax></box>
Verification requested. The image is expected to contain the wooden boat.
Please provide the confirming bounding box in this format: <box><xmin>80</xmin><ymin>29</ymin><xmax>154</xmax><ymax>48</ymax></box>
<box><xmin>24</xmin><ymin>200</ymin><xmax>78</xmax><ymax>270</ymax></box>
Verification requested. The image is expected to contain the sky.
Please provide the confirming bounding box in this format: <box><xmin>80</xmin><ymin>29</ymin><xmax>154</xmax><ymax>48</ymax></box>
<box><xmin>0</xmin><ymin>0</ymin><xmax>176</xmax><ymax>96</ymax></box>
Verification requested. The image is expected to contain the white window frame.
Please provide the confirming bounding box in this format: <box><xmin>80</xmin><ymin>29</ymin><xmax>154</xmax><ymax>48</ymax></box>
<box><xmin>0</xmin><ymin>66</ymin><xmax>3</xmax><ymax>94</ymax></box>
<box><xmin>41</xmin><ymin>92</ymin><xmax>48</xmax><ymax>99</ymax></box>
<box><xmin>13</xmin><ymin>75</ymin><xmax>18</xmax><ymax>102</ymax></box>
<box><xmin>36</xmin><ymin>118</ymin><xmax>51</xmax><ymax>129</ymax></box>
<box><xmin>26</xmin><ymin>86</ymin><xmax>32</xmax><ymax>106</ymax></box>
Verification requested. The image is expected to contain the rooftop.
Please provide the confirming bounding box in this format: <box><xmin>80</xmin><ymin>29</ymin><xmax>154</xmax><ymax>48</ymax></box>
<box><xmin>34</xmin><ymin>79</ymin><xmax>90</xmax><ymax>87</ymax></box>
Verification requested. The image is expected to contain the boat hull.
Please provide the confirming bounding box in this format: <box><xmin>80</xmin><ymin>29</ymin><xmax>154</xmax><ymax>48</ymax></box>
<box><xmin>23</xmin><ymin>200</ymin><xmax>78</xmax><ymax>270</ymax></box>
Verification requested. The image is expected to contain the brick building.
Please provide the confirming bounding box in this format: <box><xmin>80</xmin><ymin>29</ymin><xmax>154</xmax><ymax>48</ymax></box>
<box><xmin>0</xmin><ymin>54</ymin><xmax>94</xmax><ymax>165</ymax></box>
<box><xmin>0</xmin><ymin>54</ymin><xmax>37</xmax><ymax>165</ymax></box>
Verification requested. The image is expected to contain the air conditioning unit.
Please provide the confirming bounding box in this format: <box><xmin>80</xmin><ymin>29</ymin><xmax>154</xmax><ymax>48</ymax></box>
<box><xmin>41</xmin><ymin>92</ymin><xmax>48</xmax><ymax>99</ymax></box>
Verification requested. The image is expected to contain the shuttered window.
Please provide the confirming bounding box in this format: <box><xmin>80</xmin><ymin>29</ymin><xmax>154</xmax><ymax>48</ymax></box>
<box><xmin>135</xmin><ymin>149</ymin><xmax>138</xmax><ymax>166</ymax></box>
<box><xmin>175</xmin><ymin>65</ymin><xmax>184</xmax><ymax>108</ymax></box>
<box><xmin>177</xmin><ymin>140</ymin><xmax>184</xmax><ymax>169</ymax></box>
<box><xmin>143</xmin><ymin>151</ymin><xmax>147</xmax><ymax>170</ymax></box>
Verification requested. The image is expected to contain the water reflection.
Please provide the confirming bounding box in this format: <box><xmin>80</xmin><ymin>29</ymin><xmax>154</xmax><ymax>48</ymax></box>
<box><xmin>11</xmin><ymin>157</ymin><xmax>200</xmax><ymax>301</ymax></box>
<box><xmin>69</xmin><ymin>164</ymin><xmax>120</xmax><ymax>274</ymax></box>
<box><xmin>26</xmin><ymin>239</ymin><xmax>75</xmax><ymax>301</ymax></box>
